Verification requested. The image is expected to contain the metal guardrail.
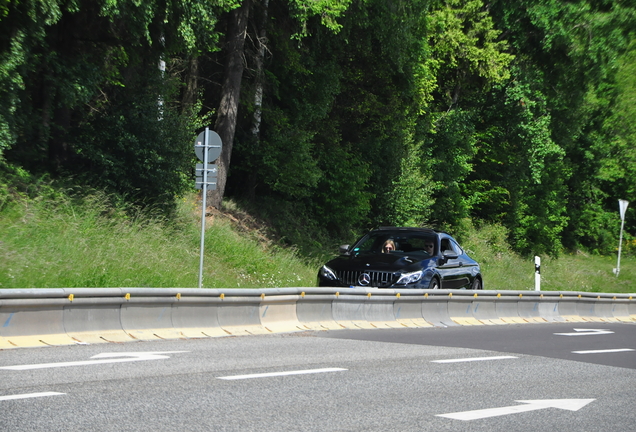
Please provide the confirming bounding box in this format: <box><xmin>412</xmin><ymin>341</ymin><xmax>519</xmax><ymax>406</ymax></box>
<box><xmin>1</xmin><ymin>288</ymin><xmax>634</xmax><ymax>349</ymax></box>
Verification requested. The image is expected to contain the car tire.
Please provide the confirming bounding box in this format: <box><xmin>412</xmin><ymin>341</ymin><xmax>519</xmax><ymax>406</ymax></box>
<box><xmin>428</xmin><ymin>277</ymin><xmax>440</xmax><ymax>290</ymax></box>
<box><xmin>471</xmin><ymin>277</ymin><xmax>482</xmax><ymax>290</ymax></box>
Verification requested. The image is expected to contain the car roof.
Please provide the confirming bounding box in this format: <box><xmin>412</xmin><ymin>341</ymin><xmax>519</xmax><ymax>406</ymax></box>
<box><xmin>374</xmin><ymin>226</ymin><xmax>447</xmax><ymax>236</ymax></box>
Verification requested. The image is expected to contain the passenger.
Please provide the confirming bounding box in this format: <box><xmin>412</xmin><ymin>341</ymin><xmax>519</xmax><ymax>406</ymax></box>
<box><xmin>424</xmin><ymin>242</ymin><xmax>435</xmax><ymax>255</ymax></box>
<box><xmin>382</xmin><ymin>239</ymin><xmax>396</xmax><ymax>253</ymax></box>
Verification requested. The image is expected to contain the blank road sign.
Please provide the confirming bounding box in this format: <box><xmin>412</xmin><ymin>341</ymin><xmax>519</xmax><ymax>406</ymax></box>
<box><xmin>195</xmin><ymin>178</ymin><xmax>217</xmax><ymax>190</ymax></box>
<box><xmin>194</xmin><ymin>131</ymin><xmax>222</xmax><ymax>162</ymax></box>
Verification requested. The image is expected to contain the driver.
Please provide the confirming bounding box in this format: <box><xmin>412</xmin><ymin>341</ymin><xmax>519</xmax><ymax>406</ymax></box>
<box><xmin>382</xmin><ymin>239</ymin><xmax>396</xmax><ymax>253</ymax></box>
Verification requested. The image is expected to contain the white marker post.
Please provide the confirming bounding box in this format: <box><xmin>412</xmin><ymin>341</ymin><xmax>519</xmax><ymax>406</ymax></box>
<box><xmin>534</xmin><ymin>256</ymin><xmax>541</xmax><ymax>291</ymax></box>
<box><xmin>613</xmin><ymin>199</ymin><xmax>629</xmax><ymax>277</ymax></box>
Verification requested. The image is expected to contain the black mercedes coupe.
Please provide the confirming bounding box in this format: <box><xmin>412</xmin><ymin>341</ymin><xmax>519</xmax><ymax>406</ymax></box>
<box><xmin>318</xmin><ymin>227</ymin><xmax>482</xmax><ymax>289</ymax></box>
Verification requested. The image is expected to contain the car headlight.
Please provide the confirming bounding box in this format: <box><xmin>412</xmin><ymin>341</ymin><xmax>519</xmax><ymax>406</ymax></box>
<box><xmin>396</xmin><ymin>270</ymin><xmax>423</xmax><ymax>285</ymax></box>
<box><xmin>319</xmin><ymin>265</ymin><xmax>337</xmax><ymax>281</ymax></box>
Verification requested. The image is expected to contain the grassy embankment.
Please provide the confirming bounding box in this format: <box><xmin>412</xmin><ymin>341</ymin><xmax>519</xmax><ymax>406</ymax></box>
<box><xmin>0</xmin><ymin>189</ymin><xmax>634</xmax><ymax>293</ymax></box>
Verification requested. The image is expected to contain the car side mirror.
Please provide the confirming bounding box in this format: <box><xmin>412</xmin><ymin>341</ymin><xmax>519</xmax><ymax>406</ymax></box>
<box><xmin>339</xmin><ymin>245</ymin><xmax>350</xmax><ymax>255</ymax></box>
<box><xmin>442</xmin><ymin>250</ymin><xmax>458</xmax><ymax>260</ymax></box>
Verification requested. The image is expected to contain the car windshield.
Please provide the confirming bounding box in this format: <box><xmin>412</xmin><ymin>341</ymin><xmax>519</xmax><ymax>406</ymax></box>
<box><xmin>352</xmin><ymin>231</ymin><xmax>436</xmax><ymax>257</ymax></box>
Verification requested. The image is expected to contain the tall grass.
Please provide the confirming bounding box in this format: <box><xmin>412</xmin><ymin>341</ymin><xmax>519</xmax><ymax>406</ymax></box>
<box><xmin>0</xmin><ymin>187</ymin><xmax>634</xmax><ymax>293</ymax></box>
<box><xmin>0</xmin><ymin>190</ymin><xmax>318</xmax><ymax>288</ymax></box>
<box><xmin>456</xmin><ymin>219</ymin><xmax>635</xmax><ymax>293</ymax></box>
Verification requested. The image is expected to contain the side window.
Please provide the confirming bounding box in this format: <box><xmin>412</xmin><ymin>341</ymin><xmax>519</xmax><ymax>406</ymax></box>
<box><xmin>440</xmin><ymin>238</ymin><xmax>453</xmax><ymax>253</ymax></box>
<box><xmin>450</xmin><ymin>239</ymin><xmax>463</xmax><ymax>254</ymax></box>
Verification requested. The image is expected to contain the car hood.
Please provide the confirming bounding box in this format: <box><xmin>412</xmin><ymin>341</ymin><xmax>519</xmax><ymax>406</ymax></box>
<box><xmin>325</xmin><ymin>252</ymin><xmax>433</xmax><ymax>272</ymax></box>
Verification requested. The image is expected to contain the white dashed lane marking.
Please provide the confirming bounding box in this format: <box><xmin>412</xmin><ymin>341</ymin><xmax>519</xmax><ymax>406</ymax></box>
<box><xmin>217</xmin><ymin>368</ymin><xmax>347</xmax><ymax>380</ymax></box>
<box><xmin>572</xmin><ymin>348</ymin><xmax>634</xmax><ymax>354</ymax></box>
<box><xmin>431</xmin><ymin>355</ymin><xmax>518</xmax><ymax>363</ymax></box>
<box><xmin>0</xmin><ymin>392</ymin><xmax>65</xmax><ymax>401</ymax></box>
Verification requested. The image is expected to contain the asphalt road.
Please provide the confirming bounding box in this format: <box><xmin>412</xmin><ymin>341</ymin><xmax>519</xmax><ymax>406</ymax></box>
<box><xmin>322</xmin><ymin>321</ymin><xmax>636</xmax><ymax>370</ymax></box>
<box><xmin>0</xmin><ymin>322</ymin><xmax>634</xmax><ymax>431</ymax></box>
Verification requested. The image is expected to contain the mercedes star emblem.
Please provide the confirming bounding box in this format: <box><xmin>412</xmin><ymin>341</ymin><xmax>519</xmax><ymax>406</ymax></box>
<box><xmin>358</xmin><ymin>273</ymin><xmax>371</xmax><ymax>286</ymax></box>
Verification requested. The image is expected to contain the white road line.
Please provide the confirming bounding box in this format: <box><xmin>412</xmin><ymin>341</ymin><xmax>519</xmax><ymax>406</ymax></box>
<box><xmin>554</xmin><ymin>328</ymin><xmax>614</xmax><ymax>336</ymax></box>
<box><xmin>431</xmin><ymin>356</ymin><xmax>518</xmax><ymax>364</ymax></box>
<box><xmin>572</xmin><ymin>348</ymin><xmax>634</xmax><ymax>354</ymax></box>
<box><xmin>0</xmin><ymin>351</ymin><xmax>188</xmax><ymax>371</ymax></box>
<box><xmin>0</xmin><ymin>392</ymin><xmax>65</xmax><ymax>401</ymax></box>
<box><xmin>217</xmin><ymin>368</ymin><xmax>347</xmax><ymax>380</ymax></box>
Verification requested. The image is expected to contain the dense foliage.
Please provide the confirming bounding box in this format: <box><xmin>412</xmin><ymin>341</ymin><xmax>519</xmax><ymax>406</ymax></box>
<box><xmin>1</xmin><ymin>0</ymin><xmax>635</xmax><ymax>255</ymax></box>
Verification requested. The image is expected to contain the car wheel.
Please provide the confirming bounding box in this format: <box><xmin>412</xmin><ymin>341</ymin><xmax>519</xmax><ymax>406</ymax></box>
<box><xmin>471</xmin><ymin>277</ymin><xmax>482</xmax><ymax>290</ymax></box>
<box><xmin>428</xmin><ymin>277</ymin><xmax>440</xmax><ymax>290</ymax></box>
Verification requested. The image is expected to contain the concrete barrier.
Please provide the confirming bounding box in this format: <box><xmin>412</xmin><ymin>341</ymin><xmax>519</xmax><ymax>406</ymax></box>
<box><xmin>421</xmin><ymin>292</ymin><xmax>457</xmax><ymax>327</ymax></box>
<box><xmin>495</xmin><ymin>294</ymin><xmax>526</xmax><ymax>324</ymax></box>
<box><xmin>296</xmin><ymin>294</ymin><xmax>342</xmax><ymax>330</ymax></box>
<box><xmin>61</xmin><ymin>288</ymin><xmax>130</xmax><ymax>343</ymax></box>
<box><xmin>556</xmin><ymin>293</ymin><xmax>586</xmax><ymax>322</ymax></box>
<box><xmin>217</xmin><ymin>295</ymin><xmax>269</xmax><ymax>335</ymax></box>
<box><xmin>446</xmin><ymin>292</ymin><xmax>483</xmax><ymax>326</ymax></box>
<box><xmin>470</xmin><ymin>292</ymin><xmax>504</xmax><ymax>325</ymax></box>
<box><xmin>610</xmin><ymin>298</ymin><xmax>633</xmax><ymax>322</ymax></box>
<box><xmin>583</xmin><ymin>295</ymin><xmax>619</xmax><ymax>322</ymax></box>
<box><xmin>516</xmin><ymin>293</ymin><xmax>548</xmax><ymax>323</ymax></box>
<box><xmin>0</xmin><ymin>300</ymin><xmax>74</xmax><ymax>347</ymax></box>
<box><xmin>360</xmin><ymin>293</ymin><xmax>405</xmax><ymax>329</ymax></box>
<box><xmin>332</xmin><ymin>294</ymin><xmax>376</xmax><ymax>329</ymax></box>
<box><xmin>530</xmin><ymin>292</ymin><xmax>563</xmax><ymax>323</ymax></box>
<box><xmin>172</xmin><ymin>297</ymin><xmax>226</xmax><ymax>338</ymax></box>
<box><xmin>394</xmin><ymin>295</ymin><xmax>433</xmax><ymax>328</ymax></box>
<box><xmin>1</xmin><ymin>288</ymin><xmax>635</xmax><ymax>350</ymax></box>
<box><xmin>259</xmin><ymin>294</ymin><xmax>303</xmax><ymax>333</ymax></box>
<box><xmin>629</xmin><ymin>295</ymin><xmax>636</xmax><ymax>320</ymax></box>
<box><xmin>64</xmin><ymin>302</ymin><xmax>130</xmax><ymax>343</ymax></box>
<box><xmin>576</xmin><ymin>294</ymin><xmax>602</xmax><ymax>322</ymax></box>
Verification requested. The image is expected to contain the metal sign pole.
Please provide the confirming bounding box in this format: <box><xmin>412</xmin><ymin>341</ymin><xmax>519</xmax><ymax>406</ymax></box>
<box><xmin>198</xmin><ymin>127</ymin><xmax>210</xmax><ymax>288</ymax></box>
<box><xmin>614</xmin><ymin>199</ymin><xmax>629</xmax><ymax>278</ymax></box>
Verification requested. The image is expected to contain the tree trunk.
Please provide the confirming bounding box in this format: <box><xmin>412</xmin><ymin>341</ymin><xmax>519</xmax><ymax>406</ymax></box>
<box><xmin>251</xmin><ymin>0</ymin><xmax>269</xmax><ymax>139</ymax></box>
<box><xmin>246</xmin><ymin>0</ymin><xmax>269</xmax><ymax>200</ymax></box>
<box><xmin>181</xmin><ymin>56</ymin><xmax>199</xmax><ymax>114</ymax></box>
<box><xmin>208</xmin><ymin>0</ymin><xmax>252</xmax><ymax>209</ymax></box>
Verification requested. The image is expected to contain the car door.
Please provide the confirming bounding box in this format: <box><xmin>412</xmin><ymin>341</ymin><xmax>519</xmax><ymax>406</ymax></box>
<box><xmin>437</xmin><ymin>236</ymin><xmax>471</xmax><ymax>289</ymax></box>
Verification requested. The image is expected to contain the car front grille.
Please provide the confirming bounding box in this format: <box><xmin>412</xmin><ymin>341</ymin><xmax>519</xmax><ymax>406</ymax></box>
<box><xmin>336</xmin><ymin>270</ymin><xmax>396</xmax><ymax>288</ymax></box>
